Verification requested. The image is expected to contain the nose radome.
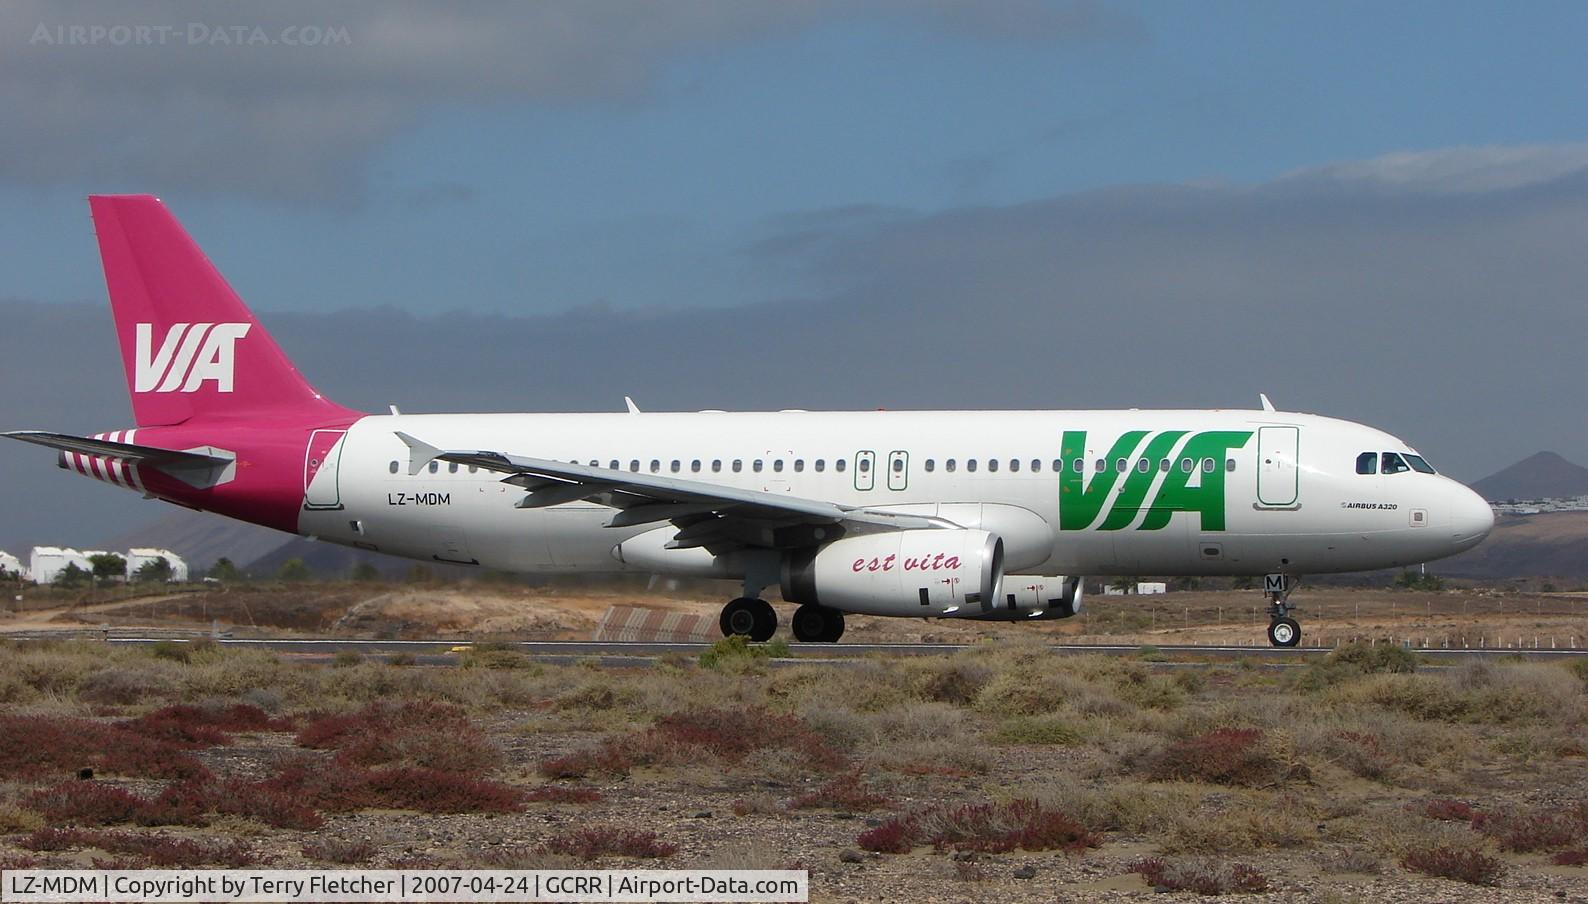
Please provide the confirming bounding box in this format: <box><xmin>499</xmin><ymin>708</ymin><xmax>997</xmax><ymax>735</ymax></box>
<box><xmin>1450</xmin><ymin>483</ymin><xmax>1495</xmax><ymax>548</ymax></box>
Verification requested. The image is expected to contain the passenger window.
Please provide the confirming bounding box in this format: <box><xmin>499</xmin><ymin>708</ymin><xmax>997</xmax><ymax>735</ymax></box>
<box><xmin>892</xmin><ymin>458</ymin><xmax>904</xmax><ymax>473</ymax></box>
<box><xmin>1159</xmin><ymin>459</ymin><xmax>1170</xmax><ymax>472</ymax></box>
<box><xmin>1115</xmin><ymin>459</ymin><xmax>1128</xmax><ymax>473</ymax></box>
<box><xmin>428</xmin><ymin>461</ymin><xmax>439</xmax><ymax>474</ymax></box>
<box><xmin>388</xmin><ymin>460</ymin><xmax>399</xmax><ymax>474</ymax></box>
<box><xmin>1202</xmin><ymin>458</ymin><xmax>1215</xmax><ymax>473</ymax></box>
<box><xmin>608</xmin><ymin>460</ymin><xmax>618</xmax><ymax>470</ymax></box>
<box><xmin>1032</xmin><ymin>459</ymin><xmax>1042</xmax><ymax>472</ymax></box>
<box><xmin>836</xmin><ymin>459</ymin><xmax>847</xmax><ymax>473</ymax></box>
<box><xmin>1136</xmin><ymin>458</ymin><xmax>1150</xmax><ymax>473</ymax></box>
<box><xmin>449</xmin><ymin>462</ymin><xmax>458</xmax><ymax>473</ymax></box>
<box><xmin>588</xmin><ymin>460</ymin><xmax>598</xmax><ymax>467</ymax></box>
<box><xmin>773</xmin><ymin>460</ymin><xmax>784</xmax><ymax>473</ymax></box>
<box><xmin>1405</xmin><ymin>454</ymin><xmax>1437</xmax><ymax>474</ymax></box>
<box><xmin>671</xmin><ymin>460</ymin><xmax>681</xmax><ymax>473</ymax></box>
<box><xmin>1181</xmin><ymin>457</ymin><xmax>1194</xmax><ymax>473</ymax></box>
<box><xmin>925</xmin><ymin>459</ymin><xmax>935</xmax><ymax>472</ymax></box>
<box><xmin>859</xmin><ymin>458</ymin><xmax>871</xmax><ymax>473</ymax></box>
<box><xmin>732</xmin><ymin>459</ymin><xmax>743</xmax><ymax>473</ymax></box>
<box><xmin>1381</xmin><ymin>452</ymin><xmax>1411</xmax><ymax>475</ymax></box>
<box><xmin>967</xmin><ymin>459</ymin><xmax>978</xmax><ymax>472</ymax></box>
<box><xmin>794</xmin><ymin>459</ymin><xmax>804</xmax><ymax>472</ymax></box>
<box><xmin>650</xmin><ymin>460</ymin><xmax>660</xmax><ymax>473</ymax></box>
<box><xmin>690</xmin><ymin>460</ymin><xmax>701</xmax><ymax>473</ymax></box>
<box><xmin>469</xmin><ymin>465</ymin><xmax>478</xmax><ymax>474</ymax></box>
<box><xmin>988</xmin><ymin>459</ymin><xmax>999</xmax><ymax>473</ymax></box>
<box><xmin>753</xmin><ymin>460</ymin><xmax>764</xmax><ymax>473</ymax></box>
<box><xmin>1095</xmin><ymin>459</ymin><xmax>1105</xmax><ymax>473</ymax></box>
<box><xmin>1009</xmin><ymin>459</ymin><xmax>1020</xmax><ymax>472</ymax></box>
<box><xmin>1356</xmin><ymin>452</ymin><xmax>1377</xmax><ymax>475</ymax></box>
<box><xmin>946</xmin><ymin>459</ymin><xmax>957</xmax><ymax>473</ymax></box>
<box><xmin>711</xmin><ymin>460</ymin><xmax>722</xmax><ymax>473</ymax></box>
<box><xmin>629</xmin><ymin>460</ymin><xmax>640</xmax><ymax>472</ymax></box>
<box><xmin>815</xmin><ymin>459</ymin><xmax>825</xmax><ymax>472</ymax></box>
<box><xmin>1226</xmin><ymin>458</ymin><xmax>1236</xmax><ymax>472</ymax></box>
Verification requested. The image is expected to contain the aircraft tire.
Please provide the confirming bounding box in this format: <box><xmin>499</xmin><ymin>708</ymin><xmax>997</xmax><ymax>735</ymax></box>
<box><xmin>1268</xmin><ymin>616</ymin><xmax>1301</xmax><ymax>648</ymax></box>
<box><xmin>792</xmin><ymin>604</ymin><xmax>843</xmax><ymax>643</ymax></box>
<box><xmin>721</xmin><ymin>597</ymin><xmax>764</xmax><ymax>639</ymax></box>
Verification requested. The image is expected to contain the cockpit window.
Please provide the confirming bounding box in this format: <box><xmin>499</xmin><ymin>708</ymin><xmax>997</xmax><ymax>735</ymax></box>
<box><xmin>1404</xmin><ymin>454</ymin><xmax>1436</xmax><ymax>474</ymax></box>
<box><xmin>1381</xmin><ymin>452</ymin><xmax>1411</xmax><ymax>475</ymax></box>
<box><xmin>1355</xmin><ymin>452</ymin><xmax>1377</xmax><ymax>475</ymax></box>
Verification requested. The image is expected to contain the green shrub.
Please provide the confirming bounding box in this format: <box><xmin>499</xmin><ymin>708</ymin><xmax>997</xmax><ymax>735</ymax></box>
<box><xmin>992</xmin><ymin>715</ymin><xmax>1083</xmax><ymax>746</ymax></box>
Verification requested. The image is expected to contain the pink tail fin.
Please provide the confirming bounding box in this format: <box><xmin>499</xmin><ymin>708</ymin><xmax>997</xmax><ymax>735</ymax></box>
<box><xmin>89</xmin><ymin>195</ymin><xmax>356</xmax><ymax>427</ymax></box>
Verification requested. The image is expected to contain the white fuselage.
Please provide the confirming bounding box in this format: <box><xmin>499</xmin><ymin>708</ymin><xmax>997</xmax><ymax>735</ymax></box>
<box><xmin>301</xmin><ymin>409</ymin><xmax>1493</xmax><ymax>579</ymax></box>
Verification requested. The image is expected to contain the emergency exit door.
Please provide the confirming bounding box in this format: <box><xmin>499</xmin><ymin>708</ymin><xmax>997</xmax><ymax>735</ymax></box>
<box><xmin>303</xmin><ymin>429</ymin><xmax>346</xmax><ymax>509</ymax></box>
<box><xmin>1256</xmin><ymin>426</ymin><xmax>1299</xmax><ymax>507</ymax></box>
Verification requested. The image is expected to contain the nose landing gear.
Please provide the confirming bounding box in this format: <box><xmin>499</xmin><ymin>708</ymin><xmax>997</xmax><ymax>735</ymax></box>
<box><xmin>1264</xmin><ymin>574</ymin><xmax>1302</xmax><ymax>647</ymax></box>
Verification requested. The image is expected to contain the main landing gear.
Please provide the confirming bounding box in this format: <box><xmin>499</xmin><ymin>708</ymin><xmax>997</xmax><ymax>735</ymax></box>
<box><xmin>719</xmin><ymin>597</ymin><xmax>777</xmax><ymax>643</ymax></box>
<box><xmin>1264</xmin><ymin>574</ymin><xmax>1301</xmax><ymax>648</ymax></box>
<box><xmin>791</xmin><ymin>604</ymin><xmax>845</xmax><ymax>643</ymax></box>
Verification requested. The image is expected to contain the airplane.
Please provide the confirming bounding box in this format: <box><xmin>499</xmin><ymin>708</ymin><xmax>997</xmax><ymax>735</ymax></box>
<box><xmin>5</xmin><ymin>196</ymin><xmax>1495</xmax><ymax>647</ymax></box>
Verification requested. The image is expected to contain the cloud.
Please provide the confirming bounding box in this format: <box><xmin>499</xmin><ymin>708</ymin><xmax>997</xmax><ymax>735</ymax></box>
<box><xmin>1277</xmin><ymin>143</ymin><xmax>1588</xmax><ymax>196</ymax></box>
<box><xmin>5</xmin><ymin>142</ymin><xmax>1585</xmax><ymax>551</ymax></box>
<box><xmin>0</xmin><ymin>0</ymin><xmax>1129</xmax><ymax>202</ymax></box>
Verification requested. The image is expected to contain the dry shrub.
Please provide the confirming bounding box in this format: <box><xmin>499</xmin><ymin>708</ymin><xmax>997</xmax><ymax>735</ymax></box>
<box><xmin>1131</xmin><ymin>856</ymin><xmax>1269</xmax><ymax>894</ymax></box>
<box><xmin>905</xmin><ymin>657</ymin><xmax>993</xmax><ymax>706</ymax></box>
<box><xmin>1319</xmin><ymin>848</ymin><xmax>1383</xmax><ymax>875</ymax></box>
<box><xmin>992</xmin><ymin>715</ymin><xmax>1083</xmax><ymax>746</ymax></box>
<box><xmin>1336</xmin><ymin>665</ymin><xmax>1583</xmax><ymax>725</ymax></box>
<box><xmin>731</xmin><ymin>794</ymin><xmax>779</xmax><ymax>817</ymax></box>
<box><xmin>555</xmin><ymin>679</ymin><xmax>643</xmax><ymax>712</ymax></box>
<box><xmin>78</xmin><ymin>668</ymin><xmax>168</xmax><ymax>705</ymax></box>
<box><xmin>1399</xmin><ymin>846</ymin><xmax>1505</xmax><ymax>885</ymax></box>
<box><xmin>1325</xmin><ymin>731</ymin><xmax>1396</xmax><ymax>780</ymax></box>
<box><xmin>539</xmin><ymin>706</ymin><xmax>841</xmax><ymax>779</ymax></box>
<box><xmin>1159</xmin><ymin>803</ymin><xmax>1317</xmax><ymax>854</ymax></box>
<box><xmin>1037</xmin><ymin>780</ymin><xmax>1198</xmax><ymax>835</ymax></box>
<box><xmin>1149</xmin><ymin>728</ymin><xmax>1304</xmax><ymax>787</ymax></box>
<box><xmin>0</xmin><ymin>801</ymin><xmax>46</xmax><ymax>834</ymax></box>
<box><xmin>302</xmin><ymin>837</ymin><xmax>378</xmax><ymax>864</ymax></box>
<box><xmin>23</xmin><ymin>827</ymin><xmax>255</xmax><ymax>867</ymax></box>
<box><xmin>787</xmin><ymin>771</ymin><xmax>888</xmax><ymax>812</ymax></box>
<box><xmin>857</xmin><ymin>799</ymin><xmax>1100</xmax><ymax>855</ymax></box>
<box><xmin>1554</xmin><ymin>849</ymin><xmax>1588</xmax><ymax>866</ymax></box>
<box><xmin>542</xmin><ymin>826</ymin><xmax>677</xmax><ymax>860</ymax></box>
<box><xmin>0</xmin><ymin>714</ymin><xmax>211</xmax><ymax>781</ymax></box>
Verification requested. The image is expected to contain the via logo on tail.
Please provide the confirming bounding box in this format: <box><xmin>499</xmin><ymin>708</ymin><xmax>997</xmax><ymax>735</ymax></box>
<box><xmin>133</xmin><ymin>322</ymin><xmax>252</xmax><ymax>393</ymax></box>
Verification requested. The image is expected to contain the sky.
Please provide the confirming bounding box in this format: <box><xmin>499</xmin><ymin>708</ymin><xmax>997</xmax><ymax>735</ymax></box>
<box><xmin>3</xmin><ymin>0</ymin><xmax>1588</xmax><ymax>551</ymax></box>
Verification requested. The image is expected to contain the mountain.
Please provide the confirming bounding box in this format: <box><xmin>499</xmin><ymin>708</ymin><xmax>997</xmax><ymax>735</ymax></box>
<box><xmin>1470</xmin><ymin>451</ymin><xmax>1588</xmax><ymax>502</ymax></box>
<box><xmin>1439</xmin><ymin>511</ymin><xmax>1588</xmax><ymax>580</ymax></box>
<box><xmin>101</xmin><ymin>510</ymin><xmax>295</xmax><ymax>574</ymax></box>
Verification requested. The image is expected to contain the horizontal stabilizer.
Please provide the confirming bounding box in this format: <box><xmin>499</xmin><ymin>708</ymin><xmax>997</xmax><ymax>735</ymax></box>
<box><xmin>3</xmin><ymin>430</ymin><xmax>229</xmax><ymax>468</ymax></box>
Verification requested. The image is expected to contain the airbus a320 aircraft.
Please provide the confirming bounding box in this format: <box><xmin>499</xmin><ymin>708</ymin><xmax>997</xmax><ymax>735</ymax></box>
<box><xmin>7</xmin><ymin>196</ymin><xmax>1495</xmax><ymax>646</ymax></box>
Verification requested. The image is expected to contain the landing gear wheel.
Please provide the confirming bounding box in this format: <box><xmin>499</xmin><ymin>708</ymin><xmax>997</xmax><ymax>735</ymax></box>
<box><xmin>1268</xmin><ymin>616</ymin><xmax>1301</xmax><ymax>648</ymax></box>
<box><xmin>720</xmin><ymin>597</ymin><xmax>777</xmax><ymax>642</ymax></box>
<box><xmin>792</xmin><ymin>605</ymin><xmax>846</xmax><ymax>643</ymax></box>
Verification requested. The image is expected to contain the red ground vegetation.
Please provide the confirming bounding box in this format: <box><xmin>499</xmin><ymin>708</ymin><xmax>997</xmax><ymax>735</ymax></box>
<box><xmin>0</xmin><ymin>714</ymin><xmax>211</xmax><ymax>782</ymax></box>
<box><xmin>857</xmin><ymin>798</ymin><xmax>1100</xmax><ymax>855</ymax></box>
<box><xmin>1399</xmin><ymin>847</ymin><xmax>1505</xmax><ymax>886</ymax></box>
<box><xmin>542</xmin><ymin>826</ymin><xmax>678</xmax><ymax>860</ymax></box>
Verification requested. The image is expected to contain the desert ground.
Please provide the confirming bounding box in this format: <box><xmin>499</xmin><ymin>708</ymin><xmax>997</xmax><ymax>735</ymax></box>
<box><xmin>0</xmin><ymin>582</ymin><xmax>1586</xmax><ymax>902</ymax></box>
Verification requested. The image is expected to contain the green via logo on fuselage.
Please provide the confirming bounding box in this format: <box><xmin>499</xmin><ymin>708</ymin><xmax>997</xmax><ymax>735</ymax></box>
<box><xmin>1059</xmin><ymin>430</ymin><xmax>1253</xmax><ymax>532</ymax></box>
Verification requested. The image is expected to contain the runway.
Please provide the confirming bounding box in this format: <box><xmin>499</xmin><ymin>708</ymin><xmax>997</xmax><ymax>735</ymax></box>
<box><xmin>54</xmin><ymin>635</ymin><xmax>1586</xmax><ymax>665</ymax></box>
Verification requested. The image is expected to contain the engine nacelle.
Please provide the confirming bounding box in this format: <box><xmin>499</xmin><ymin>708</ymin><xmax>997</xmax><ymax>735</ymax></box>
<box><xmin>781</xmin><ymin>529</ymin><xmax>1004</xmax><ymax>617</ymax></box>
<box><xmin>967</xmin><ymin>575</ymin><xmax>1085</xmax><ymax>621</ymax></box>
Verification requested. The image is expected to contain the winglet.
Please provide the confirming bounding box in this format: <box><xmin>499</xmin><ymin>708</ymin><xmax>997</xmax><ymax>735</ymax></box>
<box><xmin>1259</xmin><ymin>393</ymin><xmax>1276</xmax><ymax>412</ymax></box>
<box><xmin>624</xmin><ymin>396</ymin><xmax>641</xmax><ymax>414</ymax></box>
<box><xmin>394</xmin><ymin>431</ymin><xmax>441</xmax><ymax>476</ymax></box>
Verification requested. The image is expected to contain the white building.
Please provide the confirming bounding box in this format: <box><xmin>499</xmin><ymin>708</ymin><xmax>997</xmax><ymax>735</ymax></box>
<box><xmin>0</xmin><ymin>550</ymin><xmax>23</xmax><ymax>580</ymax></box>
<box><xmin>28</xmin><ymin>547</ymin><xmax>92</xmax><ymax>584</ymax></box>
<box><xmin>1137</xmin><ymin>582</ymin><xmax>1168</xmax><ymax>595</ymax></box>
<box><xmin>126</xmin><ymin>548</ymin><xmax>188</xmax><ymax>582</ymax></box>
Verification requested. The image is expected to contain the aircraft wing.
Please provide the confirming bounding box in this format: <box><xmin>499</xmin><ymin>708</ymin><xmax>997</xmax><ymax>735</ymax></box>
<box><xmin>395</xmin><ymin>432</ymin><xmax>946</xmax><ymax>549</ymax></box>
